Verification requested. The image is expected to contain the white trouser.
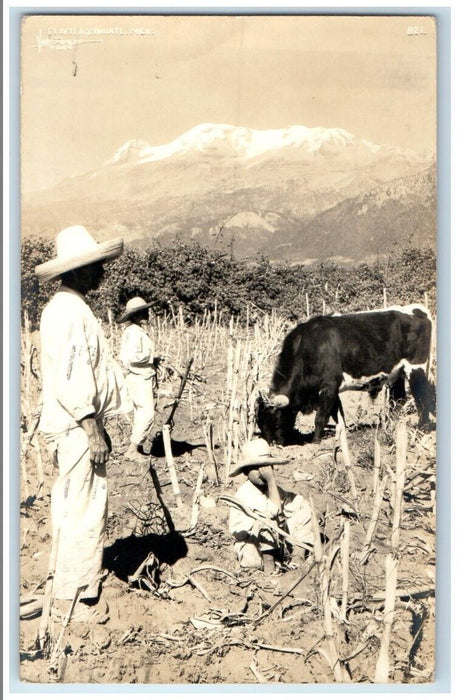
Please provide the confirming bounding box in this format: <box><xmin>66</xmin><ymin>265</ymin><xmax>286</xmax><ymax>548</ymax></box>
<box><xmin>126</xmin><ymin>373</ymin><xmax>155</xmax><ymax>445</ymax></box>
<box><xmin>234</xmin><ymin>494</ymin><xmax>314</xmax><ymax>569</ymax></box>
<box><xmin>50</xmin><ymin>426</ymin><xmax>108</xmax><ymax>600</ymax></box>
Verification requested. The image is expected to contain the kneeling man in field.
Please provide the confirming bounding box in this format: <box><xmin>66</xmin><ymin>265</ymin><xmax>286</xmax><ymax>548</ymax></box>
<box><xmin>228</xmin><ymin>439</ymin><xmax>314</xmax><ymax>572</ymax></box>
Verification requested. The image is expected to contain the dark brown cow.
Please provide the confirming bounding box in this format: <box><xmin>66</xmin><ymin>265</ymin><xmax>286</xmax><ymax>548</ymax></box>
<box><xmin>256</xmin><ymin>305</ymin><xmax>435</xmax><ymax>444</ymax></box>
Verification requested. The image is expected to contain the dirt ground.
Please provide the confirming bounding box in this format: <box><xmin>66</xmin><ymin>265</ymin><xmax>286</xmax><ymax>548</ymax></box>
<box><xmin>19</xmin><ymin>346</ymin><xmax>436</xmax><ymax>686</ymax></box>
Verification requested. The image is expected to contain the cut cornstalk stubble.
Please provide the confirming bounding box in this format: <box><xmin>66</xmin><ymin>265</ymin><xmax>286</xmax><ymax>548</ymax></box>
<box><xmin>309</xmin><ymin>497</ymin><xmax>351</xmax><ymax>683</ymax></box>
<box><xmin>162</xmin><ymin>424</ymin><xmax>183</xmax><ymax>508</ymax></box>
<box><xmin>374</xmin><ymin>420</ymin><xmax>407</xmax><ymax>684</ymax></box>
<box><xmin>360</xmin><ymin>474</ymin><xmax>388</xmax><ymax>566</ymax></box>
<box><xmin>335</xmin><ymin>416</ymin><xmax>358</xmax><ymax>499</ymax></box>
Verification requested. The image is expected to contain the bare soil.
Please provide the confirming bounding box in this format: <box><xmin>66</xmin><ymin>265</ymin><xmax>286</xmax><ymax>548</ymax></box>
<box><xmin>19</xmin><ymin>352</ymin><xmax>436</xmax><ymax>686</ymax></box>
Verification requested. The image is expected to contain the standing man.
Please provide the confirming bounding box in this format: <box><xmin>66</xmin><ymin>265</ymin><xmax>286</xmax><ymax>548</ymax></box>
<box><xmin>118</xmin><ymin>296</ymin><xmax>158</xmax><ymax>460</ymax></box>
<box><xmin>35</xmin><ymin>225</ymin><xmax>125</xmax><ymax>619</ymax></box>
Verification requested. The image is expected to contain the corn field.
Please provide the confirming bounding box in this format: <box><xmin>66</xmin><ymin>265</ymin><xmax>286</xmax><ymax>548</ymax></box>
<box><xmin>19</xmin><ymin>298</ymin><xmax>436</xmax><ymax>685</ymax></box>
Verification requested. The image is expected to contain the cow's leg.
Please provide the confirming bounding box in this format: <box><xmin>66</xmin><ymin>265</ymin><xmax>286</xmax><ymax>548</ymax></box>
<box><xmin>408</xmin><ymin>368</ymin><xmax>436</xmax><ymax>426</ymax></box>
<box><xmin>330</xmin><ymin>396</ymin><xmax>345</xmax><ymax>426</ymax></box>
<box><xmin>314</xmin><ymin>384</ymin><xmax>341</xmax><ymax>443</ymax></box>
<box><xmin>389</xmin><ymin>367</ymin><xmax>407</xmax><ymax>405</ymax></box>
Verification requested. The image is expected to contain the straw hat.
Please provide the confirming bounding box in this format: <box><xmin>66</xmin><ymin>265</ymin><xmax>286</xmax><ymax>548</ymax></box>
<box><xmin>35</xmin><ymin>225</ymin><xmax>123</xmax><ymax>283</ymax></box>
<box><xmin>229</xmin><ymin>438</ymin><xmax>289</xmax><ymax>478</ymax></box>
<box><xmin>117</xmin><ymin>296</ymin><xmax>156</xmax><ymax>323</ymax></box>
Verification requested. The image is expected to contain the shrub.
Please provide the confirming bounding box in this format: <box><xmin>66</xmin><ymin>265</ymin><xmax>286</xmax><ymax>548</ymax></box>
<box><xmin>21</xmin><ymin>236</ymin><xmax>436</xmax><ymax>329</ymax></box>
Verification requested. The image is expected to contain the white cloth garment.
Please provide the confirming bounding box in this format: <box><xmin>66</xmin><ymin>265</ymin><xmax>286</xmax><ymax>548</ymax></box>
<box><xmin>39</xmin><ymin>287</ymin><xmax>124</xmax><ymax>599</ymax></box>
<box><xmin>228</xmin><ymin>480</ymin><xmax>314</xmax><ymax>569</ymax></box>
<box><xmin>39</xmin><ymin>287</ymin><xmax>125</xmax><ymax>436</ymax></box>
<box><xmin>120</xmin><ymin>324</ymin><xmax>155</xmax><ymax>379</ymax></box>
<box><xmin>50</xmin><ymin>426</ymin><xmax>108</xmax><ymax>599</ymax></box>
<box><xmin>120</xmin><ymin>323</ymin><xmax>156</xmax><ymax>445</ymax></box>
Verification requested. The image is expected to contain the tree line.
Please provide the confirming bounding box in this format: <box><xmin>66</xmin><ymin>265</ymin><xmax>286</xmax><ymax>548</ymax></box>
<box><xmin>21</xmin><ymin>237</ymin><xmax>436</xmax><ymax>329</ymax></box>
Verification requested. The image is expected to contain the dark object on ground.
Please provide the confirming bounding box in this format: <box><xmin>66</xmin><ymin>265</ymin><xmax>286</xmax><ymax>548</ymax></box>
<box><xmin>103</xmin><ymin>532</ymin><xmax>188</xmax><ymax>583</ymax></box>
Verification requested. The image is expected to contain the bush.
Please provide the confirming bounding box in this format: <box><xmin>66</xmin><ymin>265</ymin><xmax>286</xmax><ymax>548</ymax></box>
<box><xmin>21</xmin><ymin>236</ymin><xmax>436</xmax><ymax>329</ymax></box>
<box><xmin>20</xmin><ymin>237</ymin><xmax>59</xmax><ymax>327</ymax></box>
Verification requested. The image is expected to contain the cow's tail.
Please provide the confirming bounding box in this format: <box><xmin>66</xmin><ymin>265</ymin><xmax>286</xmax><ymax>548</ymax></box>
<box><xmin>426</xmin><ymin>315</ymin><xmax>435</xmax><ymax>385</ymax></box>
<box><xmin>409</xmin><ymin>303</ymin><xmax>435</xmax><ymax>384</ymax></box>
<box><xmin>421</xmin><ymin>304</ymin><xmax>435</xmax><ymax>384</ymax></box>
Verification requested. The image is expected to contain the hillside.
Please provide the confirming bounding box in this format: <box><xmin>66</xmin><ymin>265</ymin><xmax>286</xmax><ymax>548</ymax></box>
<box><xmin>282</xmin><ymin>164</ymin><xmax>437</xmax><ymax>261</ymax></box>
<box><xmin>22</xmin><ymin>124</ymin><xmax>435</xmax><ymax>262</ymax></box>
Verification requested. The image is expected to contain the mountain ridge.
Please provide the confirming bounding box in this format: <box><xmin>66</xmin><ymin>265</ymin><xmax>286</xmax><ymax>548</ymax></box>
<box><xmin>22</xmin><ymin>123</ymin><xmax>435</xmax><ymax>262</ymax></box>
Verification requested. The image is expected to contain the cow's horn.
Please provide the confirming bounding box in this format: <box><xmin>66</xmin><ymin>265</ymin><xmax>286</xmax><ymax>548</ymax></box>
<box><xmin>272</xmin><ymin>394</ymin><xmax>290</xmax><ymax>408</ymax></box>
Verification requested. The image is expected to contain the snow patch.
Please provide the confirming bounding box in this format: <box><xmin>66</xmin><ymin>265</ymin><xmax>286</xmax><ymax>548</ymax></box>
<box><xmin>105</xmin><ymin>123</ymin><xmax>413</xmax><ymax>168</ymax></box>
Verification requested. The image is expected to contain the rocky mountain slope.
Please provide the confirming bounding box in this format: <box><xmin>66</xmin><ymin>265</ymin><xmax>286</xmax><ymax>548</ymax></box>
<box><xmin>22</xmin><ymin>124</ymin><xmax>435</xmax><ymax>262</ymax></box>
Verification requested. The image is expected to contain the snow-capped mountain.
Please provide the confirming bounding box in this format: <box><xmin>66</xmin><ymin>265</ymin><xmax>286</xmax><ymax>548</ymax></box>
<box><xmin>23</xmin><ymin>123</ymin><xmax>435</xmax><ymax>262</ymax></box>
<box><xmin>104</xmin><ymin>123</ymin><xmax>421</xmax><ymax>167</ymax></box>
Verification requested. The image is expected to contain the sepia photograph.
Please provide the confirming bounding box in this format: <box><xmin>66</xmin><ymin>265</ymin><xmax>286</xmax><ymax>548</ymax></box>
<box><xmin>18</xmin><ymin>13</ymin><xmax>438</xmax><ymax>685</ymax></box>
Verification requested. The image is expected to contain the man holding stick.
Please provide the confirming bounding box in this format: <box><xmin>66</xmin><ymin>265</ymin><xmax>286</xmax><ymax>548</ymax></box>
<box><xmin>228</xmin><ymin>439</ymin><xmax>315</xmax><ymax>572</ymax></box>
<box><xmin>35</xmin><ymin>225</ymin><xmax>125</xmax><ymax>625</ymax></box>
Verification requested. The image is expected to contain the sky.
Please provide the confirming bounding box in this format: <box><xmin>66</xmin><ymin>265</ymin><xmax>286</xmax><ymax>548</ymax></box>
<box><xmin>21</xmin><ymin>14</ymin><xmax>437</xmax><ymax>192</ymax></box>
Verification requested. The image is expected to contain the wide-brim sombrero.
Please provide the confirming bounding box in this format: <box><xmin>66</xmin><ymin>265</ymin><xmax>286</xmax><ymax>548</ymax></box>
<box><xmin>35</xmin><ymin>225</ymin><xmax>124</xmax><ymax>283</ymax></box>
<box><xmin>229</xmin><ymin>438</ymin><xmax>289</xmax><ymax>478</ymax></box>
<box><xmin>117</xmin><ymin>298</ymin><xmax>156</xmax><ymax>323</ymax></box>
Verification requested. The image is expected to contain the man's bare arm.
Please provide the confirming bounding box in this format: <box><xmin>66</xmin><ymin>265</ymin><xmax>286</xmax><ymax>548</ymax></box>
<box><xmin>259</xmin><ymin>465</ymin><xmax>281</xmax><ymax>510</ymax></box>
<box><xmin>79</xmin><ymin>415</ymin><xmax>109</xmax><ymax>465</ymax></box>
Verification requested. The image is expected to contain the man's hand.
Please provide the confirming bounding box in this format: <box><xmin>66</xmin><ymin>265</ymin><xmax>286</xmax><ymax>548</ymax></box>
<box><xmin>258</xmin><ymin>465</ymin><xmax>281</xmax><ymax>510</ymax></box>
<box><xmin>258</xmin><ymin>465</ymin><xmax>276</xmax><ymax>484</ymax></box>
<box><xmin>80</xmin><ymin>416</ymin><xmax>110</xmax><ymax>466</ymax></box>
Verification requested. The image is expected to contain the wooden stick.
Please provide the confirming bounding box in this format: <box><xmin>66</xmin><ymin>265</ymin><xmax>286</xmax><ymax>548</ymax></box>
<box><xmin>392</xmin><ymin>421</ymin><xmax>407</xmax><ymax>550</ymax></box>
<box><xmin>360</xmin><ymin>474</ymin><xmax>388</xmax><ymax>565</ymax></box>
<box><xmin>336</xmin><ymin>415</ymin><xmax>358</xmax><ymax>499</ymax></box>
<box><xmin>36</xmin><ymin>527</ymin><xmax>61</xmax><ymax>651</ymax></box>
<box><xmin>162</xmin><ymin>424</ymin><xmax>183</xmax><ymax>508</ymax></box>
<box><xmin>374</xmin><ymin>420</ymin><xmax>407</xmax><ymax>683</ymax></box>
<box><xmin>187</xmin><ymin>575</ymin><xmax>211</xmax><ymax>602</ymax></box>
<box><xmin>249</xmin><ymin>662</ymin><xmax>268</xmax><ymax>683</ymax></box>
<box><xmin>48</xmin><ymin>584</ymin><xmax>86</xmax><ymax>671</ymax></box>
<box><xmin>374</xmin><ymin>553</ymin><xmax>399</xmax><ymax>683</ymax></box>
<box><xmin>203</xmin><ymin>422</ymin><xmax>220</xmax><ymax>484</ymax></box>
<box><xmin>340</xmin><ymin>518</ymin><xmax>350</xmax><ymax>620</ymax></box>
<box><xmin>371</xmin><ymin>586</ymin><xmax>435</xmax><ymax>602</ymax></box>
<box><xmin>219</xmin><ymin>495</ymin><xmax>314</xmax><ymax>552</ymax></box>
<box><xmin>148</xmin><ymin>461</ymin><xmax>175</xmax><ymax>533</ymax></box>
<box><xmin>309</xmin><ymin>498</ymin><xmax>349</xmax><ymax>682</ymax></box>
<box><xmin>225</xmin><ymin>341</ymin><xmax>241</xmax><ymax>484</ymax></box>
<box><xmin>373</xmin><ymin>429</ymin><xmax>381</xmax><ymax>496</ymax></box>
<box><xmin>189</xmin><ymin>463</ymin><xmax>205</xmax><ymax>531</ymax></box>
<box><xmin>256</xmin><ymin>642</ymin><xmax>304</xmax><ymax>655</ymax></box>
<box><xmin>188</xmin><ymin>565</ymin><xmax>237</xmax><ymax>581</ymax></box>
<box><xmin>254</xmin><ymin>560</ymin><xmax>317</xmax><ymax>625</ymax></box>
<box><xmin>20</xmin><ymin>596</ymin><xmax>44</xmax><ymax>620</ymax></box>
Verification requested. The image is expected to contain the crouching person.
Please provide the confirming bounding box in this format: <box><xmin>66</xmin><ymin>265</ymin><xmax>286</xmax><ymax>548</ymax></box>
<box><xmin>228</xmin><ymin>439</ymin><xmax>314</xmax><ymax>572</ymax></box>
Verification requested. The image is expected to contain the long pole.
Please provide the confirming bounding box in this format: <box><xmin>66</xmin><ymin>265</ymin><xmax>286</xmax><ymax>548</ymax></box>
<box><xmin>374</xmin><ymin>421</ymin><xmax>407</xmax><ymax>683</ymax></box>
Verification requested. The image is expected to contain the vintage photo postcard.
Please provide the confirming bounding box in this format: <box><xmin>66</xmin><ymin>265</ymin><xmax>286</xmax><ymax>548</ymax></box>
<box><xmin>19</xmin><ymin>14</ymin><xmax>437</xmax><ymax>685</ymax></box>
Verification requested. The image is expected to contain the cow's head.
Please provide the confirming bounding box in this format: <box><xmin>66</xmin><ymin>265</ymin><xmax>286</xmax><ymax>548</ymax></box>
<box><xmin>255</xmin><ymin>391</ymin><xmax>297</xmax><ymax>446</ymax></box>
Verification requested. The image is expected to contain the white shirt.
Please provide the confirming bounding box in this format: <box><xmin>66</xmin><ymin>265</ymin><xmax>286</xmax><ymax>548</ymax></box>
<box><xmin>228</xmin><ymin>480</ymin><xmax>282</xmax><ymax>538</ymax></box>
<box><xmin>119</xmin><ymin>323</ymin><xmax>155</xmax><ymax>379</ymax></box>
<box><xmin>39</xmin><ymin>287</ymin><xmax>125</xmax><ymax>436</ymax></box>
